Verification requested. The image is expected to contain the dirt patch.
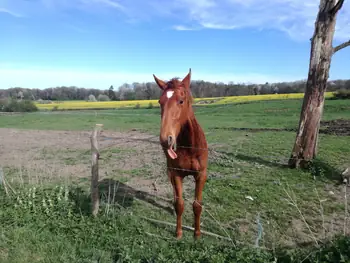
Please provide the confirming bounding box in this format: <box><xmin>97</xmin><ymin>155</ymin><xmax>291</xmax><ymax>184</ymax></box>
<box><xmin>194</xmin><ymin>99</ymin><xmax>222</xmax><ymax>105</ymax></box>
<box><xmin>0</xmin><ymin>128</ymin><xmax>196</xmax><ymax>201</ymax></box>
<box><xmin>209</xmin><ymin>126</ymin><xmax>297</xmax><ymax>133</ymax></box>
<box><xmin>320</xmin><ymin>119</ymin><xmax>350</xmax><ymax>136</ymax></box>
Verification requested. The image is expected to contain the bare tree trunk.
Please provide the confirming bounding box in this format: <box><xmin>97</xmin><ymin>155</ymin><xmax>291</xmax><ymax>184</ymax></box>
<box><xmin>91</xmin><ymin>124</ymin><xmax>103</xmax><ymax>216</ymax></box>
<box><xmin>289</xmin><ymin>0</ymin><xmax>348</xmax><ymax>168</ymax></box>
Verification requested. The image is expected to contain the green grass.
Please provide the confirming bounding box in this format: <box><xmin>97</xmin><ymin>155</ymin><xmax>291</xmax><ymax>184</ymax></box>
<box><xmin>1</xmin><ymin>98</ymin><xmax>350</xmax><ymax>262</ymax></box>
<box><xmin>1</xmin><ymin>99</ymin><xmax>349</xmax><ymax>132</ymax></box>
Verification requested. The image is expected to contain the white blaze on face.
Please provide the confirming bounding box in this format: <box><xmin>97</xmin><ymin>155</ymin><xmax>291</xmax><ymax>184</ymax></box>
<box><xmin>166</xmin><ymin>90</ymin><xmax>174</xmax><ymax>99</ymax></box>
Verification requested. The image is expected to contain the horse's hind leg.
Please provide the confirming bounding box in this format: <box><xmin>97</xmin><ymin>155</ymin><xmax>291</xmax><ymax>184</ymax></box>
<box><xmin>193</xmin><ymin>170</ymin><xmax>207</xmax><ymax>239</ymax></box>
<box><xmin>169</xmin><ymin>172</ymin><xmax>184</xmax><ymax>239</ymax></box>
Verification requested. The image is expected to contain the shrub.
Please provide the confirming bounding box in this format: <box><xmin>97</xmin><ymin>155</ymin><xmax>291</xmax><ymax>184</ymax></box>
<box><xmin>52</xmin><ymin>105</ymin><xmax>59</xmax><ymax>111</ymax></box>
<box><xmin>0</xmin><ymin>99</ymin><xmax>38</xmax><ymax>112</ymax></box>
<box><xmin>333</xmin><ymin>89</ymin><xmax>350</xmax><ymax>100</ymax></box>
<box><xmin>88</xmin><ymin>94</ymin><xmax>97</xmax><ymax>102</ymax></box>
<box><xmin>0</xmin><ymin>98</ymin><xmax>7</xmax><ymax>111</ymax></box>
<box><xmin>97</xmin><ymin>94</ymin><xmax>110</xmax><ymax>101</ymax></box>
<box><xmin>134</xmin><ymin>103</ymin><xmax>141</xmax><ymax>109</ymax></box>
<box><xmin>147</xmin><ymin>102</ymin><xmax>153</xmax><ymax>109</ymax></box>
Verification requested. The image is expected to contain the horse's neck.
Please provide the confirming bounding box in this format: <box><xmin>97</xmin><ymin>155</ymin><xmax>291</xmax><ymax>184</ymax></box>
<box><xmin>178</xmin><ymin>113</ymin><xmax>201</xmax><ymax>148</ymax></box>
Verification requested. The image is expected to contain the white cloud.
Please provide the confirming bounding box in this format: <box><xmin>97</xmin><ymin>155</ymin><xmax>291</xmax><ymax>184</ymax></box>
<box><xmin>94</xmin><ymin>0</ymin><xmax>349</xmax><ymax>41</ymax></box>
<box><xmin>0</xmin><ymin>67</ymin><xmax>299</xmax><ymax>89</ymax></box>
<box><xmin>2</xmin><ymin>0</ymin><xmax>349</xmax><ymax>41</ymax></box>
<box><xmin>0</xmin><ymin>7</ymin><xmax>22</xmax><ymax>17</ymax></box>
<box><xmin>172</xmin><ymin>25</ymin><xmax>199</xmax><ymax>31</ymax></box>
<box><xmin>80</xmin><ymin>0</ymin><xmax>125</xmax><ymax>11</ymax></box>
<box><xmin>170</xmin><ymin>0</ymin><xmax>350</xmax><ymax>41</ymax></box>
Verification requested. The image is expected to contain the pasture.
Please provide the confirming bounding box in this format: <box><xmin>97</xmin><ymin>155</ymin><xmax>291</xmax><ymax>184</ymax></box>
<box><xmin>1</xmin><ymin>98</ymin><xmax>350</xmax><ymax>262</ymax></box>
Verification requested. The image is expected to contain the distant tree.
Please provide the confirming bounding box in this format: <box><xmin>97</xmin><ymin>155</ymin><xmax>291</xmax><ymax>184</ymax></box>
<box><xmin>272</xmin><ymin>86</ymin><xmax>279</xmax><ymax>94</ymax></box>
<box><xmin>289</xmin><ymin>0</ymin><xmax>350</xmax><ymax>168</ymax></box>
<box><xmin>17</xmin><ymin>91</ymin><xmax>24</xmax><ymax>100</ymax></box>
<box><xmin>118</xmin><ymin>83</ymin><xmax>135</xmax><ymax>100</ymax></box>
<box><xmin>253</xmin><ymin>85</ymin><xmax>261</xmax><ymax>95</ymax></box>
<box><xmin>1</xmin><ymin>76</ymin><xmax>350</xmax><ymax>101</ymax></box>
<box><xmin>108</xmin><ymin>85</ymin><xmax>116</xmax><ymax>100</ymax></box>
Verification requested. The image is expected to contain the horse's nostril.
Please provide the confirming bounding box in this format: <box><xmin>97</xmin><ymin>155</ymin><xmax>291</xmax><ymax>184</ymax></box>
<box><xmin>167</xmin><ymin>135</ymin><xmax>173</xmax><ymax>146</ymax></box>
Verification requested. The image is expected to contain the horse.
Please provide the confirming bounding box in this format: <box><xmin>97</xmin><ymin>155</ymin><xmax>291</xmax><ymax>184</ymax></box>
<box><xmin>153</xmin><ymin>69</ymin><xmax>208</xmax><ymax>239</ymax></box>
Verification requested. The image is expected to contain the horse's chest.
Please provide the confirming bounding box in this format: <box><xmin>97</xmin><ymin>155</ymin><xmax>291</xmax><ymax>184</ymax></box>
<box><xmin>167</xmin><ymin>151</ymin><xmax>201</xmax><ymax>173</ymax></box>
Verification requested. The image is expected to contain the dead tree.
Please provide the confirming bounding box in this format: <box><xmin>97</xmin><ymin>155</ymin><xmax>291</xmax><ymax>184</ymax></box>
<box><xmin>91</xmin><ymin>124</ymin><xmax>103</xmax><ymax>216</ymax></box>
<box><xmin>289</xmin><ymin>0</ymin><xmax>350</xmax><ymax>168</ymax></box>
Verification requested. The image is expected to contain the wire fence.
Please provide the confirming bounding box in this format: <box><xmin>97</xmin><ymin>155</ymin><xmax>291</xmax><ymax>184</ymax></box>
<box><xmin>89</xmin><ymin>127</ymin><xmax>349</xmax><ymax>249</ymax></box>
<box><xmin>0</xmin><ymin>123</ymin><xmax>349</xmax><ymax>250</ymax></box>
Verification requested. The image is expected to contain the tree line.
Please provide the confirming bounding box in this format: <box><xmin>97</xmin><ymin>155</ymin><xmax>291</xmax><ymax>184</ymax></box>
<box><xmin>0</xmin><ymin>78</ymin><xmax>349</xmax><ymax>102</ymax></box>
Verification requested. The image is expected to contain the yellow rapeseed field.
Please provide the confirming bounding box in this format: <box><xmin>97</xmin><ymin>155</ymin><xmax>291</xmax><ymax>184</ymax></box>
<box><xmin>35</xmin><ymin>92</ymin><xmax>335</xmax><ymax>110</ymax></box>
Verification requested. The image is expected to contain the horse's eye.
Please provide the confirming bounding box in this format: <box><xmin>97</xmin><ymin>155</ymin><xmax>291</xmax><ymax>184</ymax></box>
<box><xmin>179</xmin><ymin>100</ymin><xmax>184</xmax><ymax>105</ymax></box>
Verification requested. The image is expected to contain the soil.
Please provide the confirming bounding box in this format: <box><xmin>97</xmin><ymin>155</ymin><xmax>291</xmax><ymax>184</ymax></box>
<box><xmin>320</xmin><ymin>119</ymin><xmax>350</xmax><ymax>136</ymax></box>
<box><xmin>0</xmin><ymin>128</ymin><xmax>197</xmax><ymax>204</ymax></box>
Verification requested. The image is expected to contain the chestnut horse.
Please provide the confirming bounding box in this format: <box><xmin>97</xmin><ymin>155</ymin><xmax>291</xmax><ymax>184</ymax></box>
<box><xmin>153</xmin><ymin>69</ymin><xmax>208</xmax><ymax>239</ymax></box>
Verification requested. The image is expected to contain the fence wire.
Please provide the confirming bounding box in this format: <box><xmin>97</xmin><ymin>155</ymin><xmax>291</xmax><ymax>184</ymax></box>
<box><xmin>1</xmin><ymin>123</ymin><xmax>348</xmax><ymax>251</ymax></box>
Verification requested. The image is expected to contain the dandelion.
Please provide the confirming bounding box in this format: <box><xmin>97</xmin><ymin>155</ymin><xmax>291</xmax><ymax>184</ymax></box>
<box><xmin>17</xmin><ymin>196</ymin><xmax>23</xmax><ymax>205</ymax></box>
<box><xmin>42</xmin><ymin>198</ymin><xmax>50</xmax><ymax>214</ymax></box>
<box><xmin>48</xmin><ymin>198</ymin><xmax>53</xmax><ymax>207</ymax></box>
<box><xmin>64</xmin><ymin>186</ymin><xmax>69</xmax><ymax>201</ymax></box>
<box><xmin>32</xmin><ymin>187</ymin><xmax>36</xmax><ymax>199</ymax></box>
<box><xmin>57</xmin><ymin>186</ymin><xmax>64</xmax><ymax>202</ymax></box>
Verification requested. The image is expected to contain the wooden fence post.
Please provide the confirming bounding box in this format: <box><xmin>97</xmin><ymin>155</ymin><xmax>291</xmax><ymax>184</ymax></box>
<box><xmin>90</xmin><ymin>124</ymin><xmax>103</xmax><ymax>216</ymax></box>
<box><xmin>0</xmin><ymin>167</ymin><xmax>8</xmax><ymax>196</ymax></box>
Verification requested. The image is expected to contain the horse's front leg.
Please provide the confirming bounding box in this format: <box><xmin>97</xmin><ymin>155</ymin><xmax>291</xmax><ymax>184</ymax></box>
<box><xmin>193</xmin><ymin>169</ymin><xmax>207</xmax><ymax>239</ymax></box>
<box><xmin>169</xmin><ymin>171</ymin><xmax>184</xmax><ymax>239</ymax></box>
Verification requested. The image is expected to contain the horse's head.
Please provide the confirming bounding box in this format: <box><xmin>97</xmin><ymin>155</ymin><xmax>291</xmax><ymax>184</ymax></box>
<box><xmin>153</xmin><ymin>69</ymin><xmax>193</xmax><ymax>159</ymax></box>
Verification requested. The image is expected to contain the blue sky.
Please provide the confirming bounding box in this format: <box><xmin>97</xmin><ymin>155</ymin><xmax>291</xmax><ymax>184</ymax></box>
<box><xmin>0</xmin><ymin>0</ymin><xmax>349</xmax><ymax>90</ymax></box>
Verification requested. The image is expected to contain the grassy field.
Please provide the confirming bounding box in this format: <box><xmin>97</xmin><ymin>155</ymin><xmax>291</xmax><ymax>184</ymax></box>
<box><xmin>1</xmin><ymin>98</ymin><xmax>350</xmax><ymax>262</ymax></box>
<box><xmin>35</xmin><ymin>92</ymin><xmax>336</xmax><ymax>110</ymax></box>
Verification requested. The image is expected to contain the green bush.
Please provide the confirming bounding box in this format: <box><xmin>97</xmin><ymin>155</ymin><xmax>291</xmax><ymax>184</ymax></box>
<box><xmin>147</xmin><ymin>102</ymin><xmax>153</xmax><ymax>109</ymax></box>
<box><xmin>0</xmin><ymin>98</ymin><xmax>7</xmax><ymax>111</ymax></box>
<box><xmin>332</xmin><ymin>89</ymin><xmax>350</xmax><ymax>100</ymax></box>
<box><xmin>0</xmin><ymin>99</ymin><xmax>38</xmax><ymax>112</ymax></box>
<box><xmin>97</xmin><ymin>94</ymin><xmax>110</xmax><ymax>101</ymax></box>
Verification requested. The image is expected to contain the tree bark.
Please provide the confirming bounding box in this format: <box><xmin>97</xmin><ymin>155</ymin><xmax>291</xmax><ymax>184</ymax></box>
<box><xmin>289</xmin><ymin>0</ymin><xmax>345</xmax><ymax>169</ymax></box>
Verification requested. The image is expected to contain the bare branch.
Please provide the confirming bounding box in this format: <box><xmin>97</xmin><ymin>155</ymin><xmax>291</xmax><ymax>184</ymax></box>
<box><xmin>329</xmin><ymin>0</ymin><xmax>344</xmax><ymax>16</ymax></box>
<box><xmin>333</xmin><ymin>39</ymin><xmax>350</xmax><ymax>54</ymax></box>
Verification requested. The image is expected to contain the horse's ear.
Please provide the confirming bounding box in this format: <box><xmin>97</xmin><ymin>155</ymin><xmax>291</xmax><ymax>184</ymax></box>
<box><xmin>181</xmin><ymin>68</ymin><xmax>191</xmax><ymax>89</ymax></box>
<box><xmin>153</xmin><ymin>74</ymin><xmax>167</xmax><ymax>90</ymax></box>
